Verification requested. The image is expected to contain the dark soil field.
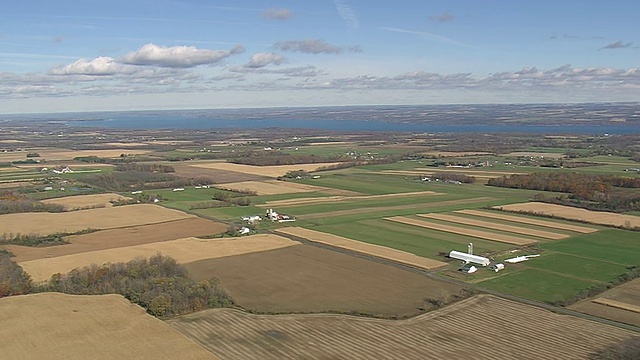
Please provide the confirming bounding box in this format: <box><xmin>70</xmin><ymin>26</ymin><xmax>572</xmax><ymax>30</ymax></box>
<box><xmin>5</xmin><ymin>218</ymin><xmax>228</xmax><ymax>262</ymax></box>
<box><xmin>172</xmin><ymin>163</ymin><xmax>269</xmax><ymax>184</ymax></box>
<box><xmin>183</xmin><ymin>244</ymin><xmax>463</xmax><ymax>318</ymax></box>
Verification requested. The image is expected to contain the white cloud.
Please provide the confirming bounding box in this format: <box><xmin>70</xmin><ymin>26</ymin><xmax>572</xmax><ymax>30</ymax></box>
<box><xmin>334</xmin><ymin>0</ymin><xmax>359</xmax><ymax>29</ymax></box>
<box><xmin>49</xmin><ymin>56</ymin><xmax>136</xmax><ymax>76</ymax></box>
<box><xmin>243</xmin><ymin>52</ymin><xmax>286</xmax><ymax>68</ymax></box>
<box><xmin>600</xmin><ymin>41</ymin><xmax>636</xmax><ymax>50</ymax></box>
<box><xmin>121</xmin><ymin>43</ymin><xmax>234</xmax><ymax>68</ymax></box>
<box><xmin>274</xmin><ymin>39</ymin><xmax>346</xmax><ymax>54</ymax></box>
<box><xmin>262</xmin><ymin>8</ymin><xmax>292</xmax><ymax>20</ymax></box>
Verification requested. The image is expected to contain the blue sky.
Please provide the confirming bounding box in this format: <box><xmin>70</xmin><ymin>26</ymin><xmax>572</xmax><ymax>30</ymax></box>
<box><xmin>1</xmin><ymin>0</ymin><xmax>639</xmax><ymax>113</ymax></box>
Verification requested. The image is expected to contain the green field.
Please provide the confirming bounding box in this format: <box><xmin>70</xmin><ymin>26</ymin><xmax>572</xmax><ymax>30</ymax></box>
<box><xmin>540</xmin><ymin>230</ymin><xmax>640</xmax><ymax>266</ymax></box>
<box><xmin>524</xmin><ymin>253</ymin><xmax>630</xmax><ymax>283</ymax></box>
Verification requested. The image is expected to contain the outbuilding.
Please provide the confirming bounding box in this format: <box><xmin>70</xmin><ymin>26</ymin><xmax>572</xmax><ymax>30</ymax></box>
<box><xmin>449</xmin><ymin>250</ymin><xmax>490</xmax><ymax>266</ymax></box>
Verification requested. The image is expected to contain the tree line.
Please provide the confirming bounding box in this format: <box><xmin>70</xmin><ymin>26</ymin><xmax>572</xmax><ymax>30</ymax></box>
<box><xmin>0</xmin><ymin>191</ymin><xmax>64</xmax><ymax>214</ymax></box>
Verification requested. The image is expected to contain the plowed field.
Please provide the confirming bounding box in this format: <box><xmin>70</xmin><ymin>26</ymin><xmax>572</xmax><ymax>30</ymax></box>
<box><xmin>183</xmin><ymin>245</ymin><xmax>461</xmax><ymax>317</ymax></box>
<box><xmin>0</xmin><ymin>204</ymin><xmax>195</xmax><ymax>235</ymax></box>
<box><xmin>41</xmin><ymin>193</ymin><xmax>131</xmax><ymax>210</ymax></box>
<box><xmin>190</xmin><ymin>162</ymin><xmax>341</xmax><ymax>177</ymax></box>
<box><xmin>168</xmin><ymin>295</ymin><xmax>635</xmax><ymax>360</ymax></box>
<box><xmin>456</xmin><ymin>209</ymin><xmax>597</xmax><ymax>233</ymax></box>
<box><xmin>274</xmin><ymin>227</ymin><xmax>447</xmax><ymax>270</ymax></box>
<box><xmin>387</xmin><ymin>216</ymin><xmax>537</xmax><ymax>245</ymax></box>
<box><xmin>0</xmin><ymin>293</ymin><xmax>214</xmax><ymax>360</ymax></box>
<box><xmin>496</xmin><ymin>202</ymin><xmax>640</xmax><ymax>228</ymax></box>
<box><xmin>20</xmin><ymin>234</ymin><xmax>299</xmax><ymax>282</ymax></box>
<box><xmin>5</xmin><ymin>218</ymin><xmax>228</xmax><ymax>263</ymax></box>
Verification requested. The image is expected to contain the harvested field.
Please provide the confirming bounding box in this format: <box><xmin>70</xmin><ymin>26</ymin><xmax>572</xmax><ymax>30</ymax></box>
<box><xmin>456</xmin><ymin>209</ymin><xmax>597</xmax><ymax>233</ymax></box>
<box><xmin>259</xmin><ymin>190</ymin><xmax>440</xmax><ymax>207</ymax></box>
<box><xmin>169</xmin><ymin>294</ymin><xmax>636</xmax><ymax>360</ymax></box>
<box><xmin>298</xmin><ymin>197</ymin><xmax>496</xmax><ymax>220</ymax></box>
<box><xmin>41</xmin><ymin>193</ymin><xmax>131</xmax><ymax>210</ymax></box>
<box><xmin>570</xmin><ymin>279</ymin><xmax>640</xmax><ymax>327</ymax></box>
<box><xmin>421</xmin><ymin>213</ymin><xmax>568</xmax><ymax>240</ymax></box>
<box><xmin>5</xmin><ymin>218</ymin><xmax>228</xmax><ymax>263</ymax></box>
<box><xmin>173</xmin><ymin>163</ymin><xmax>270</xmax><ymax>183</ymax></box>
<box><xmin>387</xmin><ymin>216</ymin><xmax>537</xmax><ymax>245</ymax></box>
<box><xmin>274</xmin><ymin>227</ymin><xmax>447</xmax><ymax>270</ymax></box>
<box><xmin>421</xmin><ymin>151</ymin><xmax>493</xmax><ymax>157</ymax></box>
<box><xmin>184</xmin><ymin>245</ymin><xmax>462</xmax><ymax>317</ymax></box>
<box><xmin>496</xmin><ymin>202</ymin><xmax>640</xmax><ymax>228</ymax></box>
<box><xmin>20</xmin><ymin>234</ymin><xmax>299</xmax><ymax>282</ymax></box>
<box><xmin>592</xmin><ymin>298</ymin><xmax>640</xmax><ymax>314</ymax></box>
<box><xmin>38</xmin><ymin>148</ymin><xmax>152</xmax><ymax>160</ymax></box>
<box><xmin>190</xmin><ymin>162</ymin><xmax>342</xmax><ymax>178</ymax></box>
<box><xmin>0</xmin><ymin>293</ymin><xmax>214</xmax><ymax>360</ymax></box>
<box><xmin>216</xmin><ymin>180</ymin><xmax>329</xmax><ymax>196</ymax></box>
<box><xmin>0</xmin><ymin>204</ymin><xmax>195</xmax><ymax>236</ymax></box>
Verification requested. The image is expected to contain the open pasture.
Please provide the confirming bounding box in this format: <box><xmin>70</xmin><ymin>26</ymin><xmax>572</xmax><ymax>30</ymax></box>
<box><xmin>184</xmin><ymin>244</ymin><xmax>462</xmax><ymax>317</ymax></box>
<box><xmin>41</xmin><ymin>193</ymin><xmax>131</xmax><ymax>210</ymax></box>
<box><xmin>388</xmin><ymin>216</ymin><xmax>537</xmax><ymax>245</ymax></box>
<box><xmin>0</xmin><ymin>293</ymin><xmax>214</xmax><ymax>360</ymax></box>
<box><xmin>274</xmin><ymin>227</ymin><xmax>447</xmax><ymax>270</ymax></box>
<box><xmin>496</xmin><ymin>202</ymin><xmax>640</xmax><ymax>228</ymax></box>
<box><xmin>20</xmin><ymin>234</ymin><xmax>299</xmax><ymax>282</ymax></box>
<box><xmin>570</xmin><ymin>279</ymin><xmax>640</xmax><ymax>326</ymax></box>
<box><xmin>169</xmin><ymin>294</ymin><xmax>636</xmax><ymax>360</ymax></box>
<box><xmin>215</xmin><ymin>180</ymin><xmax>337</xmax><ymax>196</ymax></box>
<box><xmin>456</xmin><ymin>209</ymin><xmax>597</xmax><ymax>233</ymax></box>
<box><xmin>421</xmin><ymin>213</ymin><xmax>568</xmax><ymax>239</ymax></box>
<box><xmin>190</xmin><ymin>162</ymin><xmax>341</xmax><ymax>178</ymax></box>
<box><xmin>5</xmin><ymin>218</ymin><xmax>228</xmax><ymax>263</ymax></box>
<box><xmin>541</xmin><ymin>229</ymin><xmax>640</xmax><ymax>266</ymax></box>
<box><xmin>524</xmin><ymin>253</ymin><xmax>630</xmax><ymax>283</ymax></box>
<box><xmin>0</xmin><ymin>204</ymin><xmax>195</xmax><ymax>236</ymax></box>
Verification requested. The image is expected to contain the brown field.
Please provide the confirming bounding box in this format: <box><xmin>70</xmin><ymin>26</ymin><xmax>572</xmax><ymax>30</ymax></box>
<box><xmin>503</xmin><ymin>151</ymin><xmax>566</xmax><ymax>159</ymax></box>
<box><xmin>190</xmin><ymin>162</ymin><xmax>342</xmax><ymax>178</ymax></box>
<box><xmin>20</xmin><ymin>234</ymin><xmax>299</xmax><ymax>282</ymax></box>
<box><xmin>0</xmin><ymin>293</ymin><xmax>214</xmax><ymax>360</ymax></box>
<box><xmin>41</xmin><ymin>148</ymin><xmax>152</xmax><ymax>160</ymax></box>
<box><xmin>41</xmin><ymin>193</ymin><xmax>132</xmax><ymax>210</ymax></box>
<box><xmin>4</xmin><ymin>218</ymin><xmax>228</xmax><ymax>263</ymax></box>
<box><xmin>184</xmin><ymin>245</ymin><xmax>462</xmax><ymax>317</ymax></box>
<box><xmin>0</xmin><ymin>204</ymin><xmax>195</xmax><ymax>236</ymax></box>
<box><xmin>215</xmin><ymin>180</ymin><xmax>330</xmax><ymax>196</ymax></box>
<box><xmin>172</xmin><ymin>163</ymin><xmax>270</xmax><ymax>183</ymax></box>
<box><xmin>388</xmin><ymin>216</ymin><xmax>537</xmax><ymax>246</ymax></box>
<box><xmin>259</xmin><ymin>190</ymin><xmax>440</xmax><ymax>207</ymax></box>
<box><xmin>570</xmin><ymin>279</ymin><xmax>640</xmax><ymax>327</ymax></box>
<box><xmin>274</xmin><ymin>227</ymin><xmax>447</xmax><ymax>270</ymax></box>
<box><xmin>421</xmin><ymin>213</ymin><xmax>568</xmax><ymax>240</ymax></box>
<box><xmin>298</xmin><ymin>196</ymin><xmax>496</xmax><ymax>220</ymax></box>
<box><xmin>456</xmin><ymin>209</ymin><xmax>597</xmax><ymax>233</ymax></box>
<box><xmin>592</xmin><ymin>298</ymin><xmax>640</xmax><ymax>314</ymax></box>
<box><xmin>496</xmin><ymin>202</ymin><xmax>640</xmax><ymax>228</ymax></box>
<box><xmin>168</xmin><ymin>294</ymin><xmax>636</xmax><ymax>360</ymax></box>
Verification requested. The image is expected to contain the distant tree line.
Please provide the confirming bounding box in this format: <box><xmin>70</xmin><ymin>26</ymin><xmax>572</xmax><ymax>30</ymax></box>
<box><xmin>488</xmin><ymin>172</ymin><xmax>640</xmax><ymax>212</ymax></box>
<box><xmin>229</xmin><ymin>151</ymin><xmax>346</xmax><ymax>166</ymax></box>
<box><xmin>114</xmin><ymin>163</ymin><xmax>175</xmax><ymax>173</ymax></box>
<box><xmin>0</xmin><ymin>191</ymin><xmax>64</xmax><ymax>214</ymax></box>
<box><xmin>422</xmin><ymin>172</ymin><xmax>476</xmax><ymax>184</ymax></box>
<box><xmin>82</xmin><ymin>171</ymin><xmax>212</xmax><ymax>192</ymax></box>
<box><xmin>7</xmin><ymin>254</ymin><xmax>233</xmax><ymax>318</ymax></box>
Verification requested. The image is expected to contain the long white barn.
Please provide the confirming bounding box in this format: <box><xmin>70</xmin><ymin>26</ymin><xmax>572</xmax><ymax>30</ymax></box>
<box><xmin>449</xmin><ymin>250</ymin><xmax>490</xmax><ymax>266</ymax></box>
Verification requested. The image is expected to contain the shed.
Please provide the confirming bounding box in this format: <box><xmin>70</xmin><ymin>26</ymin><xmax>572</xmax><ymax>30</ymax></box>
<box><xmin>449</xmin><ymin>250</ymin><xmax>490</xmax><ymax>266</ymax></box>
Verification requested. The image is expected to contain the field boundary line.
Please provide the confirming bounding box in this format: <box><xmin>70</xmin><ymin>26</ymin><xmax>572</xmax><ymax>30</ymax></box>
<box><xmin>592</xmin><ymin>298</ymin><xmax>640</xmax><ymax>314</ymax></box>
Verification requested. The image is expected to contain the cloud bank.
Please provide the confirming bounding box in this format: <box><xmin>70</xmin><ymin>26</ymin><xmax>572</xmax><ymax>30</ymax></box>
<box><xmin>121</xmin><ymin>43</ymin><xmax>235</xmax><ymax>68</ymax></box>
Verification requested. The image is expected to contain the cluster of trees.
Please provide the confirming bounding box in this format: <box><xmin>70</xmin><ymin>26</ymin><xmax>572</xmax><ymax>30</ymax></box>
<box><xmin>229</xmin><ymin>151</ymin><xmax>345</xmax><ymax>166</ymax></box>
<box><xmin>0</xmin><ymin>232</ymin><xmax>69</xmax><ymax>247</ymax></box>
<box><xmin>82</xmin><ymin>171</ymin><xmax>212</xmax><ymax>192</ymax></box>
<box><xmin>590</xmin><ymin>337</ymin><xmax>640</xmax><ymax>360</ymax></box>
<box><xmin>34</xmin><ymin>254</ymin><xmax>234</xmax><ymax>317</ymax></box>
<box><xmin>0</xmin><ymin>191</ymin><xmax>64</xmax><ymax>214</ymax></box>
<box><xmin>488</xmin><ymin>172</ymin><xmax>640</xmax><ymax>211</ymax></box>
<box><xmin>190</xmin><ymin>191</ymin><xmax>253</xmax><ymax>209</ymax></box>
<box><xmin>0</xmin><ymin>253</ymin><xmax>31</xmax><ymax>298</ymax></box>
<box><xmin>114</xmin><ymin>163</ymin><xmax>175</xmax><ymax>173</ymax></box>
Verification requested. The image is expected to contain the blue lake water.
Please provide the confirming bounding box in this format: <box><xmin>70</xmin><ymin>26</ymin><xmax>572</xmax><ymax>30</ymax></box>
<box><xmin>70</xmin><ymin>116</ymin><xmax>640</xmax><ymax>135</ymax></box>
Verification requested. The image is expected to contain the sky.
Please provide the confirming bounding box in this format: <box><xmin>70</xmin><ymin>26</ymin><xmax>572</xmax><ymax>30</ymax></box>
<box><xmin>1</xmin><ymin>0</ymin><xmax>639</xmax><ymax>113</ymax></box>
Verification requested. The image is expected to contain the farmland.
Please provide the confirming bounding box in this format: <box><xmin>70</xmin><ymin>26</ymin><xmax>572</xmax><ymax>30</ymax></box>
<box><xmin>497</xmin><ymin>202</ymin><xmax>640</xmax><ymax>228</ymax></box>
<box><xmin>41</xmin><ymin>193</ymin><xmax>131</xmax><ymax>210</ymax></box>
<box><xmin>169</xmin><ymin>295</ymin><xmax>636</xmax><ymax>360</ymax></box>
<box><xmin>570</xmin><ymin>279</ymin><xmax>640</xmax><ymax>326</ymax></box>
<box><xmin>0</xmin><ymin>293</ymin><xmax>214</xmax><ymax>360</ymax></box>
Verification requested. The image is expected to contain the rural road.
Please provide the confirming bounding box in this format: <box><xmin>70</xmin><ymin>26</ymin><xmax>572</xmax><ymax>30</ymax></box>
<box><xmin>273</xmin><ymin>230</ymin><xmax>640</xmax><ymax>333</ymax></box>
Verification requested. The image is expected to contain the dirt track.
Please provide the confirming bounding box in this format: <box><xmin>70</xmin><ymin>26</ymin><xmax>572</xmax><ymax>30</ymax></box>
<box><xmin>456</xmin><ymin>209</ymin><xmax>597</xmax><ymax>233</ymax></box>
<box><xmin>275</xmin><ymin>227</ymin><xmax>447</xmax><ymax>270</ymax></box>
<box><xmin>0</xmin><ymin>293</ymin><xmax>214</xmax><ymax>360</ymax></box>
<box><xmin>169</xmin><ymin>294</ymin><xmax>636</xmax><ymax>360</ymax></box>
<box><xmin>388</xmin><ymin>216</ymin><xmax>537</xmax><ymax>245</ymax></box>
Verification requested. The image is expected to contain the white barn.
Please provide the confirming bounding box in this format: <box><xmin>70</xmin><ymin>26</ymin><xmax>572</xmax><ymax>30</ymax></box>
<box><xmin>449</xmin><ymin>250</ymin><xmax>490</xmax><ymax>266</ymax></box>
